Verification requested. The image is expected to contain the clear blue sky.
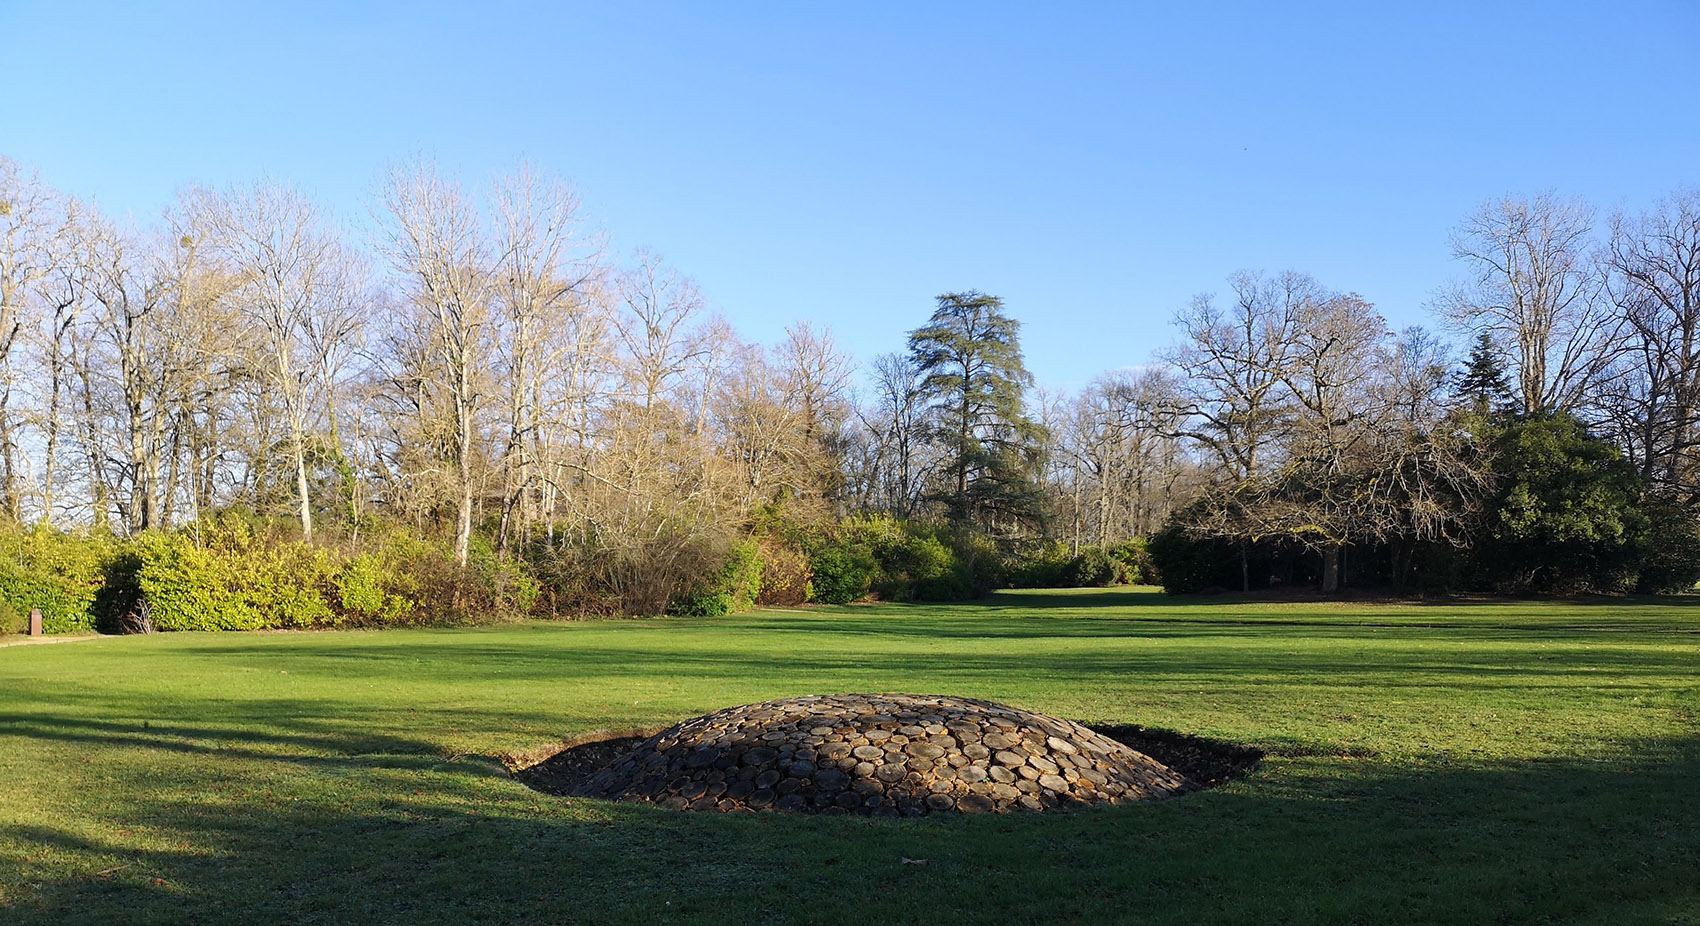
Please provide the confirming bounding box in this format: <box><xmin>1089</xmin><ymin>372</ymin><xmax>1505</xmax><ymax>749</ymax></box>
<box><xmin>5</xmin><ymin>1</ymin><xmax>1697</xmax><ymax>391</ymax></box>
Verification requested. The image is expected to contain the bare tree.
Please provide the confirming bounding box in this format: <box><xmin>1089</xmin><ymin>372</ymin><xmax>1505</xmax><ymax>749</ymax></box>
<box><xmin>1059</xmin><ymin>368</ymin><xmax>1191</xmax><ymax>548</ymax></box>
<box><xmin>854</xmin><ymin>351</ymin><xmax>936</xmax><ymax>517</ymax></box>
<box><xmin>28</xmin><ymin>195</ymin><xmax>95</xmax><ymax>525</ymax></box>
<box><xmin>489</xmin><ymin>165</ymin><xmax>601</xmax><ymax>554</ymax></box>
<box><xmin>1267</xmin><ymin>291</ymin><xmax>1387</xmax><ymax>590</ymax></box>
<box><xmin>1440</xmin><ymin>193</ymin><xmax>1619</xmax><ymax>415</ymax></box>
<box><xmin>379</xmin><ymin>164</ymin><xmax>493</xmax><ymax>567</ymax></box>
<box><xmin>0</xmin><ymin>158</ymin><xmax>60</xmax><ymax>520</ymax></box>
<box><xmin>75</xmin><ymin>205</ymin><xmax>233</xmax><ymax>533</ymax></box>
<box><xmin>773</xmin><ymin>321</ymin><xmax>853</xmax><ymax>513</ymax></box>
<box><xmin>1365</xmin><ymin>327</ymin><xmax>1490</xmax><ymax>590</ymax></box>
<box><xmin>1598</xmin><ymin>190</ymin><xmax>1700</xmax><ymax>498</ymax></box>
<box><xmin>193</xmin><ymin>182</ymin><xmax>365</xmax><ymax>540</ymax></box>
<box><xmin>1165</xmin><ymin>271</ymin><xmax>1315</xmax><ymax>589</ymax></box>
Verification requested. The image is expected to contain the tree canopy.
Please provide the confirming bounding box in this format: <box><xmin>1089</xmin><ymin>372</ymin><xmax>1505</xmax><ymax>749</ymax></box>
<box><xmin>907</xmin><ymin>292</ymin><xmax>1047</xmax><ymax>536</ymax></box>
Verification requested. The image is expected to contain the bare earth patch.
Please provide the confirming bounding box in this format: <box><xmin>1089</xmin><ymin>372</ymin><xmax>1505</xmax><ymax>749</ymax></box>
<box><xmin>0</xmin><ymin>634</ymin><xmax>103</xmax><ymax>648</ymax></box>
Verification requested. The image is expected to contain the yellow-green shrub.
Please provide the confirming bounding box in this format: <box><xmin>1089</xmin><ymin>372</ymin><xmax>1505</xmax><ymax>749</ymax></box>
<box><xmin>126</xmin><ymin>528</ymin><xmax>341</xmax><ymax>631</ymax></box>
<box><xmin>334</xmin><ymin>553</ymin><xmax>416</xmax><ymax>624</ymax></box>
<box><xmin>0</xmin><ymin>526</ymin><xmax>112</xmax><ymax>634</ymax></box>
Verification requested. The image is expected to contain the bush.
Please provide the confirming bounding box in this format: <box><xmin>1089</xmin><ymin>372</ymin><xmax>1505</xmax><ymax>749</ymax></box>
<box><xmin>467</xmin><ymin>536</ymin><xmax>543</xmax><ymax>618</ymax></box>
<box><xmin>0</xmin><ymin>596</ymin><xmax>20</xmax><ymax>634</ymax></box>
<box><xmin>870</xmin><ymin>531</ymin><xmax>956</xmax><ymax>601</ymax></box>
<box><xmin>1109</xmin><ymin>538</ymin><xmax>1155</xmax><ymax>584</ymax></box>
<box><xmin>1475</xmin><ymin>413</ymin><xmax>1649</xmax><ymax>594</ymax></box>
<box><xmin>807</xmin><ymin>545</ymin><xmax>873</xmax><ymax>604</ymax></box>
<box><xmin>754</xmin><ymin>538</ymin><xmax>812</xmax><ymax>606</ymax></box>
<box><xmin>1008</xmin><ymin>541</ymin><xmax>1146</xmax><ymax>589</ymax></box>
<box><xmin>334</xmin><ymin>554</ymin><xmax>416</xmax><ymax>624</ymax></box>
<box><xmin>670</xmin><ymin>540</ymin><xmax>763</xmax><ymax>617</ymax></box>
<box><xmin>949</xmin><ymin>530</ymin><xmax>1005</xmax><ymax>597</ymax></box>
<box><xmin>828</xmin><ymin>515</ymin><xmax>963</xmax><ymax>601</ymax></box>
<box><xmin>1061</xmin><ymin>546</ymin><xmax>1125</xmax><ymax>587</ymax></box>
<box><xmin>98</xmin><ymin>522</ymin><xmax>496</xmax><ymax>632</ymax></box>
<box><xmin>0</xmin><ymin>526</ymin><xmax>110</xmax><ymax>634</ymax></box>
<box><xmin>1630</xmin><ymin>500</ymin><xmax>1700</xmax><ymax>594</ymax></box>
<box><xmin>802</xmin><ymin>515</ymin><xmax>1001</xmax><ymax>603</ymax></box>
<box><xmin>127</xmin><ymin>530</ymin><xmax>338</xmax><ymax>631</ymax></box>
<box><xmin>1006</xmin><ymin>542</ymin><xmax>1072</xmax><ymax>588</ymax></box>
<box><xmin>1148</xmin><ymin>524</ymin><xmax>1253</xmax><ymax>594</ymax></box>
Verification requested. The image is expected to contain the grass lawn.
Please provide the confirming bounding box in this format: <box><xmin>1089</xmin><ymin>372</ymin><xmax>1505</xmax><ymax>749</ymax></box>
<box><xmin>2</xmin><ymin>587</ymin><xmax>1697</xmax><ymax>924</ymax></box>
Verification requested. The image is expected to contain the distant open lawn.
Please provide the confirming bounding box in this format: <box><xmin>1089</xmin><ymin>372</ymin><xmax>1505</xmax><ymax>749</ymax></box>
<box><xmin>2</xmin><ymin>588</ymin><xmax>1697</xmax><ymax>925</ymax></box>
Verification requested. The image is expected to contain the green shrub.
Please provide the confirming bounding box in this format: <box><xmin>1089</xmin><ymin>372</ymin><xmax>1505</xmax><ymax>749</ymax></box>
<box><xmin>467</xmin><ymin>536</ymin><xmax>544</xmax><ymax>618</ymax></box>
<box><xmin>1109</xmin><ymin>538</ymin><xmax>1154</xmax><ymax>584</ymax></box>
<box><xmin>334</xmin><ymin>554</ymin><xmax>416</xmax><ymax>624</ymax></box>
<box><xmin>808</xmin><ymin>546</ymin><xmax>873</xmax><ymax>604</ymax></box>
<box><xmin>1061</xmin><ymin>546</ymin><xmax>1125</xmax><ymax>587</ymax></box>
<box><xmin>1006</xmin><ymin>542</ymin><xmax>1070</xmax><ymax>588</ymax></box>
<box><xmin>1148</xmin><ymin>523</ymin><xmax>1249</xmax><ymax>594</ymax></box>
<box><xmin>805</xmin><ymin>515</ymin><xmax>997</xmax><ymax>603</ymax></box>
<box><xmin>1009</xmin><ymin>541</ymin><xmax>1146</xmax><ymax>589</ymax></box>
<box><xmin>870</xmin><ymin>532</ymin><xmax>955</xmax><ymax>601</ymax></box>
<box><xmin>130</xmin><ymin>532</ymin><xmax>253</xmax><ymax>631</ymax></box>
<box><xmin>0</xmin><ymin>595</ymin><xmax>20</xmax><ymax>634</ymax></box>
<box><xmin>0</xmin><ymin>526</ymin><xmax>112</xmax><ymax>634</ymax></box>
<box><xmin>949</xmin><ymin>530</ymin><xmax>1005</xmax><ymax>597</ymax></box>
<box><xmin>670</xmin><ymin>540</ymin><xmax>764</xmax><ymax>617</ymax></box>
<box><xmin>1630</xmin><ymin>500</ymin><xmax>1700</xmax><ymax>594</ymax></box>
<box><xmin>1476</xmin><ymin>413</ymin><xmax>1649</xmax><ymax>594</ymax></box>
<box><xmin>119</xmin><ymin>528</ymin><xmax>342</xmax><ymax>632</ymax></box>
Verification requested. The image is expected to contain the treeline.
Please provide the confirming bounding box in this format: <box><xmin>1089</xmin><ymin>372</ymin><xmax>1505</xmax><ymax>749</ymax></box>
<box><xmin>1</xmin><ymin>154</ymin><xmax>1697</xmax><ymax>633</ymax></box>
<box><xmin>1112</xmin><ymin>193</ymin><xmax>1700</xmax><ymax>595</ymax></box>
<box><xmin>0</xmin><ymin>156</ymin><xmax>1083</xmax><ymax>629</ymax></box>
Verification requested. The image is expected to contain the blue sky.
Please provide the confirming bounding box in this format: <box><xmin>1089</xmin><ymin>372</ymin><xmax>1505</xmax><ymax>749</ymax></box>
<box><xmin>4</xmin><ymin>1</ymin><xmax>1697</xmax><ymax>391</ymax></box>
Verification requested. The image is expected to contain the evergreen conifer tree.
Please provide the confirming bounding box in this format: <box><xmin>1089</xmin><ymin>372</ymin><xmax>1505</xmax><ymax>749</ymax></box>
<box><xmin>907</xmin><ymin>292</ymin><xmax>1047</xmax><ymax>535</ymax></box>
<box><xmin>1456</xmin><ymin>331</ymin><xmax>1517</xmax><ymax>417</ymax></box>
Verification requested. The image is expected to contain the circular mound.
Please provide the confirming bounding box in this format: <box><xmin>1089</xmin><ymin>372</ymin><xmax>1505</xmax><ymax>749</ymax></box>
<box><xmin>571</xmin><ymin>693</ymin><xmax>1188</xmax><ymax>815</ymax></box>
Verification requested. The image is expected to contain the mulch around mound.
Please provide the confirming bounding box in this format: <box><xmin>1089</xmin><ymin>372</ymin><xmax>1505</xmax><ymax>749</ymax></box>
<box><xmin>513</xmin><ymin>694</ymin><xmax>1261</xmax><ymax>816</ymax></box>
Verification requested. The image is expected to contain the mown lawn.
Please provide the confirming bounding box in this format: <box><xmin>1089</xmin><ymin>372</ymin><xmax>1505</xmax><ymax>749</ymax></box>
<box><xmin>1</xmin><ymin>587</ymin><xmax>1696</xmax><ymax>924</ymax></box>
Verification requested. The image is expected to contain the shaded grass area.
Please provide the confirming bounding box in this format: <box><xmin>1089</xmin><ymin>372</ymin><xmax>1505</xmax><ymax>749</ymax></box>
<box><xmin>2</xmin><ymin>587</ymin><xmax>1697</xmax><ymax>924</ymax></box>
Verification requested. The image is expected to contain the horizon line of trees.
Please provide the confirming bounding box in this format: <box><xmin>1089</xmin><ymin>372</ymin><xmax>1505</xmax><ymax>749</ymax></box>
<box><xmin>3</xmin><ymin>152</ymin><xmax>1698</xmax><ymax>628</ymax></box>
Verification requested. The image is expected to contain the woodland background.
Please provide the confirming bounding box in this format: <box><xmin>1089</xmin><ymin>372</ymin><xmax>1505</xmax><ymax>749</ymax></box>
<box><xmin>2</xmin><ymin>156</ymin><xmax>1698</xmax><ymax>632</ymax></box>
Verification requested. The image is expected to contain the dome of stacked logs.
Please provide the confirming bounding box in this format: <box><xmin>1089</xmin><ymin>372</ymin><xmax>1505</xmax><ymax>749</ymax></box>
<box><xmin>574</xmin><ymin>694</ymin><xmax>1187</xmax><ymax>815</ymax></box>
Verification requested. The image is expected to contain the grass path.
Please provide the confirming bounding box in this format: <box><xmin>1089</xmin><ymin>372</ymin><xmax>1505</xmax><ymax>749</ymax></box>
<box><xmin>0</xmin><ymin>635</ymin><xmax>101</xmax><ymax>649</ymax></box>
<box><xmin>1</xmin><ymin>588</ymin><xmax>1697</xmax><ymax>924</ymax></box>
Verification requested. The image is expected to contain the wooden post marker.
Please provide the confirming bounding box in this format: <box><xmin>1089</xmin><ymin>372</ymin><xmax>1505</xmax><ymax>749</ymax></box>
<box><xmin>28</xmin><ymin>608</ymin><xmax>43</xmax><ymax>637</ymax></box>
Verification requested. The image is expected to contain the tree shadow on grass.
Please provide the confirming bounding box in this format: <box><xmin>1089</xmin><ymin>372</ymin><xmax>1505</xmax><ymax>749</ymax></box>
<box><xmin>114</xmin><ymin>631</ymin><xmax>1697</xmax><ymax>699</ymax></box>
<box><xmin>2</xmin><ymin>730</ymin><xmax>1695</xmax><ymax>925</ymax></box>
<box><xmin>0</xmin><ymin>708</ymin><xmax>462</xmax><ymax>768</ymax></box>
<box><xmin>964</xmin><ymin>587</ymin><xmax>1700</xmax><ymax>611</ymax></box>
<box><xmin>844</xmin><ymin>595</ymin><xmax>1700</xmax><ymax>639</ymax></box>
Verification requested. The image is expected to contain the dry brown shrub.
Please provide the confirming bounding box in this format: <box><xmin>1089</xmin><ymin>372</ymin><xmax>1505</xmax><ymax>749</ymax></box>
<box><xmin>755</xmin><ymin>537</ymin><xmax>812</xmax><ymax>606</ymax></box>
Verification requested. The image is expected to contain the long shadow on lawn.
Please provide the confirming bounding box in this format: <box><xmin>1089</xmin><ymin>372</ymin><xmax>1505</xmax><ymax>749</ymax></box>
<box><xmin>2</xmin><ymin>733</ymin><xmax>1695</xmax><ymax>925</ymax></box>
<box><xmin>169</xmin><ymin>638</ymin><xmax>1695</xmax><ymax>692</ymax></box>
<box><xmin>964</xmin><ymin>588</ymin><xmax>1700</xmax><ymax>612</ymax></box>
<box><xmin>828</xmin><ymin>603</ymin><xmax>1700</xmax><ymax>640</ymax></box>
<box><xmin>0</xmin><ymin>705</ymin><xmax>478</xmax><ymax>770</ymax></box>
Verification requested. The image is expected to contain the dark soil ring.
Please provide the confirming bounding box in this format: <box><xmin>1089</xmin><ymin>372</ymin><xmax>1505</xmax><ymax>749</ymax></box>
<box><xmin>515</xmin><ymin>694</ymin><xmax>1261</xmax><ymax>816</ymax></box>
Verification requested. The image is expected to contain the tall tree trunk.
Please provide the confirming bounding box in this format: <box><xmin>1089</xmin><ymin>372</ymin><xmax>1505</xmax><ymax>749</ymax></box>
<box><xmin>294</xmin><ymin>429</ymin><xmax>313</xmax><ymax>541</ymax></box>
<box><xmin>1321</xmin><ymin>543</ymin><xmax>1341</xmax><ymax>594</ymax></box>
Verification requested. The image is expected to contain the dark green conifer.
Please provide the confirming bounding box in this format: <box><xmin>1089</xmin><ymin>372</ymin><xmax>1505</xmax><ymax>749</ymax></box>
<box><xmin>907</xmin><ymin>292</ymin><xmax>1047</xmax><ymax>534</ymax></box>
<box><xmin>1455</xmin><ymin>331</ymin><xmax>1517</xmax><ymax>417</ymax></box>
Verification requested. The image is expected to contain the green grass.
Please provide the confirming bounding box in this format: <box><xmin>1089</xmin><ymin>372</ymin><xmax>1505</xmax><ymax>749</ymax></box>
<box><xmin>2</xmin><ymin>587</ymin><xmax>1697</xmax><ymax>924</ymax></box>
